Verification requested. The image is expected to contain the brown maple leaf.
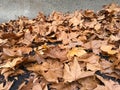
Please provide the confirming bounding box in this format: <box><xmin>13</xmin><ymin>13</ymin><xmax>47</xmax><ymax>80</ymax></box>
<box><xmin>63</xmin><ymin>58</ymin><xmax>94</xmax><ymax>82</ymax></box>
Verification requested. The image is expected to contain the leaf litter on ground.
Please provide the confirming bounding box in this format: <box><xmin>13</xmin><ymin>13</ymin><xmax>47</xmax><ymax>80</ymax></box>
<box><xmin>0</xmin><ymin>3</ymin><xmax>120</xmax><ymax>90</ymax></box>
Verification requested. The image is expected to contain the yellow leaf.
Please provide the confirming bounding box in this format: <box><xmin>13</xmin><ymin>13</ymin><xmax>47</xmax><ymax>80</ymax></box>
<box><xmin>67</xmin><ymin>47</ymin><xmax>86</xmax><ymax>58</ymax></box>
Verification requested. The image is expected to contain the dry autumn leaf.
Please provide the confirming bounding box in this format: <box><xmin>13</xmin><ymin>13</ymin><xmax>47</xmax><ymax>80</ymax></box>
<box><xmin>19</xmin><ymin>29</ymin><xmax>36</xmax><ymax>45</ymax></box>
<box><xmin>44</xmin><ymin>46</ymin><xmax>68</xmax><ymax>61</ymax></box>
<box><xmin>3</xmin><ymin>48</ymin><xmax>15</xmax><ymax>57</ymax></box>
<box><xmin>0</xmin><ymin>57</ymin><xmax>23</xmax><ymax>68</ymax></box>
<box><xmin>95</xmin><ymin>75</ymin><xmax>120</xmax><ymax>90</ymax></box>
<box><xmin>32</xmin><ymin>83</ymin><xmax>42</xmax><ymax>90</ymax></box>
<box><xmin>63</xmin><ymin>58</ymin><xmax>94</xmax><ymax>82</ymax></box>
<box><xmin>100</xmin><ymin>45</ymin><xmax>118</xmax><ymax>55</ymax></box>
<box><xmin>94</xmin><ymin>85</ymin><xmax>108</xmax><ymax>90</ymax></box>
<box><xmin>0</xmin><ymin>39</ymin><xmax>7</xmax><ymax>44</ymax></box>
<box><xmin>67</xmin><ymin>47</ymin><xmax>86</xmax><ymax>58</ymax></box>
<box><xmin>86</xmin><ymin>63</ymin><xmax>101</xmax><ymax>71</ymax></box>
<box><xmin>0</xmin><ymin>81</ymin><xmax>14</xmax><ymax>90</ymax></box>
<box><xmin>27</xmin><ymin>60</ymin><xmax>63</xmax><ymax>83</ymax></box>
<box><xmin>79</xmin><ymin>77</ymin><xmax>98</xmax><ymax>90</ymax></box>
<box><xmin>32</xmin><ymin>84</ymin><xmax>48</xmax><ymax>90</ymax></box>
<box><xmin>110</xmin><ymin>35</ymin><xmax>120</xmax><ymax>41</ymax></box>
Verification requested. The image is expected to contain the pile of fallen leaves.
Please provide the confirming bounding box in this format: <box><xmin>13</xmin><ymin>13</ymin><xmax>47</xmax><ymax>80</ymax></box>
<box><xmin>0</xmin><ymin>3</ymin><xmax>120</xmax><ymax>90</ymax></box>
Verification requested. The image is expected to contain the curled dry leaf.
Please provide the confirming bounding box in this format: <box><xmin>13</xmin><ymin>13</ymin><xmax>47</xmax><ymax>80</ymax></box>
<box><xmin>80</xmin><ymin>54</ymin><xmax>102</xmax><ymax>71</ymax></box>
<box><xmin>3</xmin><ymin>48</ymin><xmax>15</xmax><ymax>57</ymax></box>
<box><xmin>19</xmin><ymin>80</ymin><xmax>33</xmax><ymax>90</ymax></box>
<box><xmin>83</xmin><ymin>40</ymin><xmax>107</xmax><ymax>54</ymax></box>
<box><xmin>100</xmin><ymin>59</ymin><xmax>113</xmax><ymax>73</ymax></box>
<box><xmin>104</xmin><ymin>3</ymin><xmax>120</xmax><ymax>12</ymax></box>
<box><xmin>57</xmin><ymin>31</ymin><xmax>70</xmax><ymax>45</ymax></box>
<box><xmin>0</xmin><ymin>57</ymin><xmax>23</xmax><ymax>68</ymax></box>
<box><xmin>44</xmin><ymin>46</ymin><xmax>68</xmax><ymax>61</ymax></box>
<box><xmin>100</xmin><ymin>45</ymin><xmax>118</xmax><ymax>55</ymax></box>
<box><xmin>94</xmin><ymin>85</ymin><xmax>108</xmax><ymax>90</ymax></box>
<box><xmin>19</xmin><ymin>29</ymin><xmax>36</xmax><ymax>45</ymax></box>
<box><xmin>86</xmin><ymin>63</ymin><xmax>101</xmax><ymax>71</ymax></box>
<box><xmin>110</xmin><ymin>34</ymin><xmax>120</xmax><ymax>41</ymax></box>
<box><xmin>95</xmin><ymin>75</ymin><xmax>120</xmax><ymax>90</ymax></box>
<box><xmin>78</xmin><ymin>54</ymin><xmax>99</xmax><ymax>62</ymax></box>
<box><xmin>0</xmin><ymin>81</ymin><xmax>14</xmax><ymax>90</ymax></box>
<box><xmin>14</xmin><ymin>47</ymin><xmax>32</xmax><ymax>56</ymax></box>
<box><xmin>69</xmin><ymin>16</ymin><xmax>83</xmax><ymax>26</ymax></box>
<box><xmin>90</xmin><ymin>40</ymin><xmax>107</xmax><ymax>54</ymax></box>
<box><xmin>0</xmin><ymin>39</ymin><xmax>7</xmax><ymax>44</ymax></box>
